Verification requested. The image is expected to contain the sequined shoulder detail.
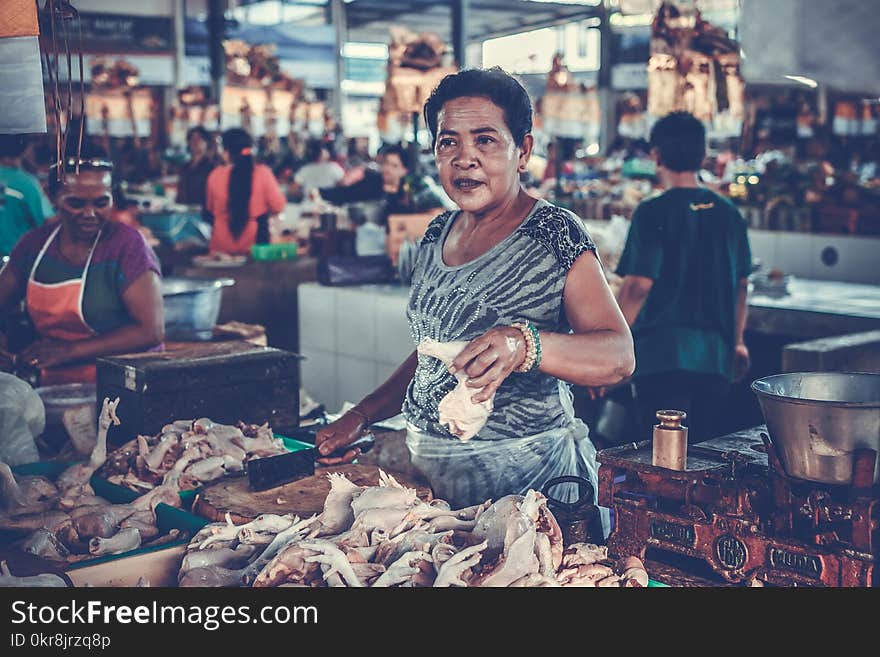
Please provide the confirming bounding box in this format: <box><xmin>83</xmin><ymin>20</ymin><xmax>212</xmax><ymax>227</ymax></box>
<box><xmin>516</xmin><ymin>205</ymin><xmax>596</xmax><ymax>271</ymax></box>
<box><xmin>420</xmin><ymin>211</ymin><xmax>454</xmax><ymax>245</ymax></box>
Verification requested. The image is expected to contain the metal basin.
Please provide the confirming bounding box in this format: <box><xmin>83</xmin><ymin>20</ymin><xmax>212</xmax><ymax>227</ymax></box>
<box><xmin>162</xmin><ymin>277</ymin><xmax>234</xmax><ymax>341</ymax></box>
<box><xmin>751</xmin><ymin>372</ymin><xmax>880</xmax><ymax>485</ymax></box>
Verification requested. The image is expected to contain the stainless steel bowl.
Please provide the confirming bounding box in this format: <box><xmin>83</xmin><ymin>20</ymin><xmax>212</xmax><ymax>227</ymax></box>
<box><xmin>752</xmin><ymin>372</ymin><xmax>880</xmax><ymax>485</ymax></box>
<box><xmin>162</xmin><ymin>277</ymin><xmax>234</xmax><ymax>341</ymax></box>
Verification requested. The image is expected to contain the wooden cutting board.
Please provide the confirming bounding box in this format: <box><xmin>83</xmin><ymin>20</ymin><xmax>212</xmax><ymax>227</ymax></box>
<box><xmin>192</xmin><ymin>464</ymin><xmax>432</xmax><ymax>525</ymax></box>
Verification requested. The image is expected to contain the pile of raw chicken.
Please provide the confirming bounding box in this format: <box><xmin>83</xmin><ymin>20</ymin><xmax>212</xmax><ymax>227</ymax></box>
<box><xmin>98</xmin><ymin>417</ymin><xmax>288</xmax><ymax>492</ymax></box>
<box><xmin>179</xmin><ymin>470</ymin><xmax>649</xmax><ymax>587</ymax></box>
<box><xmin>0</xmin><ymin>399</ymin><xmax>187</xmax><ymax>564</ymax></box>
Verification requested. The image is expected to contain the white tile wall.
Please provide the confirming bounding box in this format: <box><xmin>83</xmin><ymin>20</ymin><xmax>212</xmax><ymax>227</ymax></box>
<box><xmin>298</xmin><ymin>284</ymin><xmax>335</xmax><ymax>351</ymax></box>
<box><xmin>746</xmin><ymin>229</ymin><xmax>777</xmax><ymax>272</ymax></box>
<box><xmin>747</xmin><ymin>230</ymin><xmax>880</xmax><ymax>285</ymax></box>
<box><xmin>336</xmin><ymin>288</ymin><xmax>376</xmax><ymax>358</ymax></box>
<box><xmin>376</xmin><ymin>362</ymin><xmax>401</xmax><ymax>390</ymax></box>
<box><xmin>299</xmin><ymin>283</ymin><xmax>412</xmax><ymax>413</ymax></box>
<box><xmin>773</xmin><ymin>232</ymin><xmax>815</xmax><ymax>278</ymax></box>
<box><xmin>336</xmin><ymin>356</ymin><xmax>377</xmax><ymax>413</ymax></box>
<box><xmin>810</xmin><ymin>235</ymin><xmax>880</xmax><ymax>285</ymax></box>
<box><xmin>299</xmin><ymin>347</ymin><xmax>337</xmax><ymax>412</ymax></box>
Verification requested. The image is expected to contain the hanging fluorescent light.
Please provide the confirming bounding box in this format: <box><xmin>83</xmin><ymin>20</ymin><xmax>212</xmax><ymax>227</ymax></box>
<box><xmin>785</xmin><ymin>75</ymin><xmax>818</xmax><ymax>88</ymax></box>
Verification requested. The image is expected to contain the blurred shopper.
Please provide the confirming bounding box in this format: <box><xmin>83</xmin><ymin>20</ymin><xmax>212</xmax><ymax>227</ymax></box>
<box><xmin>292</xmin><ymin>140</ymin><xmax>344</xmax><ymax>195</ymax></box>
<box><xmin>176</xmin><ymin>126</ymin><xmax>220</xmax><ymax>207</ymax></box>
<box><xmin>205</xmin><ymin>128</ymin><xmax>286</xmax><ymax>255</ymax></box>
<box><xmin>0</xmin><ymin>134</ymin><xmax>55</xmax><ymax>256</ymax></box>
<box><xmin>615</xmin><ymin>111</ymin><xmax>752</xmax><ymax>443</ymax></box>
<box><xmin>314</xmin><ymin>143</ymin><xmax>412</xmax><ymax>217</ymax></box>
<box><xmin>275</xmin><ymin>130</ymin><xmax>307</xmax><ymax>184</ymax></box>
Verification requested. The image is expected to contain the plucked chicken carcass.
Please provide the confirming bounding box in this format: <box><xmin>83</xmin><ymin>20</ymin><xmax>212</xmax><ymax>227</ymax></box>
<box><xmin>0</xmin><ymin>399</ymin><xmax>190</xmax><ymax>567</ymax></box>
<box><xmin>417</xmin><ymin>339</ymin><xmax>493</xmax><ymax>442</ymax></box>
<box><xmin>0</xmin><ymin>462</ymin><xmax>58</xmax><ymax>515</ymax></box>
<box><xmin>178</xmin><ymin>469</ymin><xmax>649</xmax><ymax>588</ymax></box>
<box><xmin>0</xmin><ymin>561</ymin><xmax>68</xmax><ymax>587</ymax></box>
<box><xmin>98</xmin><ymin>418</ymin><xmax>287</xmax><ymax>493</ymax></box>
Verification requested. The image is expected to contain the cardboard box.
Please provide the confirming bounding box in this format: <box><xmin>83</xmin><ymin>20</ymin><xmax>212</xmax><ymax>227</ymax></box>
<box><xmin>66</xmin><ymin>544</ymin><xmax>186</xmax><ymax>587</ymax></box>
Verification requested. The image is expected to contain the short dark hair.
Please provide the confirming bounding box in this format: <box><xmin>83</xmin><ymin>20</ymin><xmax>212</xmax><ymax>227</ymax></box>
<box><xmin>649</xmin><ymin>111</ymin><xmax>706</xmax><ymax>172</ymax></box>
<box><xmin>0</xmin><ymin>134</ymin><xmax>28</xmax><ymax>159</ymax></box>
<box><xmin>378</xmin><ymin>143</ymin><xmax>410</xmax><ymax>171</ymax></box>
<box><xmin>423</xmin><ymin>67</ymin><xmax>533</xmax><ymax>148</ymax></box>
<box><xmin>305</xmin><ymin>139</ymin><xmax>329</xmax><ymax>163</ymax></box>
<box><xmin>186</xmin><ymin>125</ymin><xmax>211</xmax><ymax>144</ymax></box>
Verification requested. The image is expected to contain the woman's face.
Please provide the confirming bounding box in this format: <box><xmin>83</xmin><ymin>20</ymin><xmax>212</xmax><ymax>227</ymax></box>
<box><xmin>380</xmin><ymin>153</ymin><xmax>408</xmax><ymax>188</ymax></box>
<box><xmin>188</xmin><ymin>131</ymin><xmax>208</xmax><ymax>159</ymax></box>
<box><xmin>434</xmin><ymin>96</ymin><xmax>532</xmax><ymax>215</ymax></box>
<box><xmin>56</xmin><ymin>169</ymin><xmax>113</xmax><ymax>241</ymax></box>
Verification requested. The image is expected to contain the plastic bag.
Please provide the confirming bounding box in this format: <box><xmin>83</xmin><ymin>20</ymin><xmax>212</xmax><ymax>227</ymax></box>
<box><xmin>406</xmin><ymin>380</ymin><xmax>610</xmax><ymax>536</ymax></box>
<box><xmin>0</xmin><ymin>373</ymin><xmax>44</xmax><ymax>465</ymax></box>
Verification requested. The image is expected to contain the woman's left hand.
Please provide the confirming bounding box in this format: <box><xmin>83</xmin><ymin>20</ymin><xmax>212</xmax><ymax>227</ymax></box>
<box><xmin>18</xmin><ymin>338</ymin><xmax>76</xmax><ymax>370</ymax></box>
<box><xmin>449</xmin><ymin>326</ymin><xmax>527</xmax><ymax>403</ymax></box>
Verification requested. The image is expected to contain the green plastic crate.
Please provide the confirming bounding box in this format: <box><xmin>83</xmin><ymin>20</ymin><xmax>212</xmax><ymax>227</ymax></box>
<box><xmin>66</xmin><ymin>503</ymin><xmax>208</xmax><ymax>571</ymax></box>
<box><xmin>10</xmin><ymin>462</ymin><xmax>209</xmax><ymax>569</ymax></box>
<box><xmin>278</xmin><ymin>435</ymin><xmax>314</xmax><ymax>452</ymax></box>
<box><xmin>250</xmin><ymin>242</ymin><xmax>298</xmax><ymax>261</ymax></box>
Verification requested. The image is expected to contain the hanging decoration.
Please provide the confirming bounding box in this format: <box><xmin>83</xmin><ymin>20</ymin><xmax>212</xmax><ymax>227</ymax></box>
<box><xmin>378</xmin><ymin>27</ymin><xmax>457</xmax><ymax>142</ymax></box>
<box><xmin>535</xmin><ymin>54</ymin><xmax>600</xmax><ymax>141</ymax></box>
<box><xmin>80</xmin><ymin>56</ymin><xmax>151</xmax><ymax>140</ymax></box>
<box><xmin>647</xmin><ymin>1</ymin><xmax>744</xmax><ymax>136</ymax></box>
<box><xmin>219</xmin><ymin>39</ymin><xmax>311</xmax><ymax>138</ymax></box>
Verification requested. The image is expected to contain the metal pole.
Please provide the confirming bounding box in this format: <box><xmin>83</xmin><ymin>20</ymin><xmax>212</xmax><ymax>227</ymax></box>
<box><xmin>597</xmin><ymin>0</ymin><xmax>616</xmax><ymax>154</ymax></box>
<box><xmin>330</xmin><ymin>0</ymin><xmax>346</xmax><ymax>123</ymax></box>
<box><xmin>207</xmin><ymin>0</ymin><xmax>226</xmax><ymax>106</ymax></box>
<box><xmin>173</xmin><ymin>0</ymin><xmax>186</xmax><ymax>89</ymax></box>
<box><xmin>554</xmin><ymin>138</ymin><xmax>563</xmax><ymax>201</ymax></box>
<box><xmin>410</xmin><ymin>111</ymin><xmax>420</xmax><ymax>177</ymax></box>
<box><xmin>452</xmin><ymin>0</ymin><xmax>469</xmax><ymax>69</ymax></box>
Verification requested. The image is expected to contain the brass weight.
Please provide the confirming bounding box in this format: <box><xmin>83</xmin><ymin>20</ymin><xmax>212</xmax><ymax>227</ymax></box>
<box><xmin>652</xmin><ymin>409</ymin><xmax>688</xmax><ymax>470</ymax></box>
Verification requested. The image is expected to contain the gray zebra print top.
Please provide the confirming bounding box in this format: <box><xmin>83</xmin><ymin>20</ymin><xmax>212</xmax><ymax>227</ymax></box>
<box><xmin>402</xmin><ymin>198</ymin><xmax>597</xmax><ymax>441</ymax></box>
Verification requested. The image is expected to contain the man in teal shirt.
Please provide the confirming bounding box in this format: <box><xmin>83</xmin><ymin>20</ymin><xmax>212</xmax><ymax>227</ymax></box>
<box><xmin>1</xmin><ymin>134</ymin><xmax>55</xmax><ymax>256</ymax></box>
<box><xmin>616</xmin><ymin>112</ymin><xmax>751</xmax><ymax>443</ymax></box>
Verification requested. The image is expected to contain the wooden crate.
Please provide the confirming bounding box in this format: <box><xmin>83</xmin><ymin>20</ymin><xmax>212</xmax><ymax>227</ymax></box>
<box><xmin>96</xmin><ymin>341</ymin><xmax>300</xmax><ymax>445</ymax></box>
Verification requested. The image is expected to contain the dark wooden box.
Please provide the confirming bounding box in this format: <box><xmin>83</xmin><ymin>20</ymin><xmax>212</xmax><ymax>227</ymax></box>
<box><xmin>96</xmin><ymin>341</ymin><xmax>300</xmax><ymax>445</ymax></box>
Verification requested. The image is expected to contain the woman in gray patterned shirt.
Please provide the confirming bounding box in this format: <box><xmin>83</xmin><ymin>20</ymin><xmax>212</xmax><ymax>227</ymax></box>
<box><xmin>315</xmin><ymin>68</ymin><xmax>634</xmax><ymax>513</ymax></box>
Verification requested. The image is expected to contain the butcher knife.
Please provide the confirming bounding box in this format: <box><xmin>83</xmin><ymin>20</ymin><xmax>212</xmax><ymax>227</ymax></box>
<box><xmin>246</xmin><ymin>434</ymin><xmax>375</xmax><ymax>491</ymax></box>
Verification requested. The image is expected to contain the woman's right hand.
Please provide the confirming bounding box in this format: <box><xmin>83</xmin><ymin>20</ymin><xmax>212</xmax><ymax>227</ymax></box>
<box><xmin>314</xmin><ymin>411</ymin><xmax>367</xmax><ymax>465</ymax></box>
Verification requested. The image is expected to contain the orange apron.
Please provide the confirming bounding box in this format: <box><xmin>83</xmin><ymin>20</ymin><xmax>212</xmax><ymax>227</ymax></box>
<box><xmin>25</xmin><ymin>224</ymin><xmax>102</xmax><ymax>385</ymax></box>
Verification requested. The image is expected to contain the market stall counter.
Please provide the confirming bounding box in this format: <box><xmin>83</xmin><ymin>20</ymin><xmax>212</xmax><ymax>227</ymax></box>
<box><xmin>748</xmin><ymin>277</ymin><xmax>880</xmax><ymax>340</ymax></box>
<box><xmin>180</xmin><ymin>257</ymin><xmax>318</xmax><ymax>353</ymax></box>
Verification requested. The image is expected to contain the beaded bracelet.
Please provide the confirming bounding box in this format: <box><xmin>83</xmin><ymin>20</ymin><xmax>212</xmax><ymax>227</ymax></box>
<box><xmin>512</xmin><ymin>322</ymin><xmax>542</xmax><ymax>373</ymax></box>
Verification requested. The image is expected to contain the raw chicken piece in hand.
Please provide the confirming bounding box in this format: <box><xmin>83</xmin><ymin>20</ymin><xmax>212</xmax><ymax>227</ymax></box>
<box><xmin>417</xmin><ymin>339</ymin><xmax>494</xmax><ymax>442</ymax></box>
